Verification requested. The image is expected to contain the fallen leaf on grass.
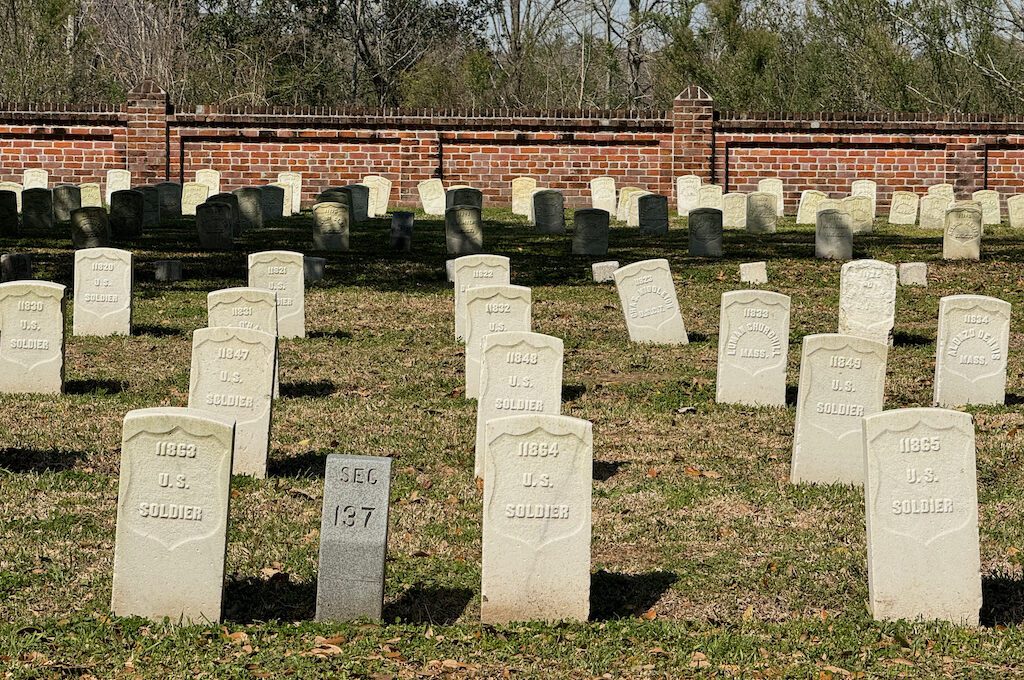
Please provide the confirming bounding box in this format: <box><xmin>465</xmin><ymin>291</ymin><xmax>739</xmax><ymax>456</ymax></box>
<box><xmin>641</xmin><ymin>608</ymin><xmax>657</xmax><ymax>620</ymax></box>
<box><xmin>287</xmin><ymin>488</ymin><xmax>316</xmax><ymax>500</ymax></box>
<box><xmin>689</xmin><ymin>651</ymin><xmax>709</xmax><ymax>668</ymax></box>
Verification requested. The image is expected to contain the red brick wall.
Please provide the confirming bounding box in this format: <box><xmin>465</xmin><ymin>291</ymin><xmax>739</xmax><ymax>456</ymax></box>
<box><xmin>5</xmin><ymin>83</ymin><xmax>1024</xmax><ymax>214</ymax></box>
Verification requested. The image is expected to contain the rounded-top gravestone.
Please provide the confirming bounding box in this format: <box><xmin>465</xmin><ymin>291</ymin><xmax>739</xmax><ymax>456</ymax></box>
<box><xmin>445</xmin><ymin>205</ymin><xmax>483</xmax><ymax>255</ymax></box>
<box><xmin>533</xmin><ymin>190</ymin><xmax>565</xmax><ymax>234</ymax></box>
<box><xmin>22</xmin><ymin>188</ymin><xmax>55</xmax><ymax>231</ymax></box>
<box><xmin>109</xmin><ymin>190</ymin><xmax>144</xmax><ymax>241</ymax></box>
<box><xmin>196</xmin><ymin>202</ymin><xmax>235</xmax><ymax>250</ymax></box>
<box><xmin>206</xmin><ymin>192</ymin><xmax>240</xmax><ymax>236</ymax></box>
<box><xmin>313</xmin><ymin>202</ymin><xmax>350</xmax><ymax>251</ymax></box>
<box><xmin>155</xmin><ymin>182</ymin><xmax>182</xmax><ymax>221</ymax></box>
<box><xmin>688</xmin><ymin>208</ymin><xmax>723</xmax><ymax>257</ymax></box>
<box><xmin>70</xmin><ymin>207</ymin><xmax>111</xmax><ymax>249</ymax></box>
<box><xmin>53</xmin><ymin>184</ymin><xmax>82</xmax><ymax>222</ymax></box>
<box><xmin>0</xmin><ymin>190</ymin><xmax>18</xmax><ymax>236</ymax></box>
<box><xmin>572</xmin><ymin>209</ymin><xmax>609</xmax><ymax>256</ymax></box>
<box><xmin>390</xmin><ymin>212</ymin><xmax>414</xmax><ymax>252</ymax></box>
<box><xmin>233</xmin><ymin>187</ymin><xmax>264</xmax><ymax>231</ymax></box>
<box><xmin>639</xmin><ymin>194</ymin><xmax>669</xmax><ymax>235</ymax></box>
<box><xmin>446</xmin><ymin>187</ymin><xmax>483</xmax><ymax>211</ymax></box>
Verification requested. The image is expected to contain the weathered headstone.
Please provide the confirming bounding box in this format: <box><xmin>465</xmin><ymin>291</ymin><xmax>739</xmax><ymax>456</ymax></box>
<box><xmin>688</xmin><ymin>208</ymin><xmax>723</xmax><ymax>257</ymax></box>
<box><xmin>208</xmin><ymin>287</ymin><xmax>280</xmax><ymax>398</ymax></box>
<box><xmin>453</xmin><ymin>255</ymin><xmax>511</xmax><ymax>341</ymax></box>
<box><xmin>572</xmin><ymin>209</ymin><xmax>609</xmax><ymax>256</ymax></box>
<box><xmin>0</xmin><ymin>182</ymin><xmax>22</xmax><ymax>212</ymax></box>
<box><xmin>943</xmin><ymin>206</ymin><xmax>983</xmax><ymax>260</ymax></box>
<box><xmin>73</xmin><ymin>247</ymin><xmax>132</xmax><ymax>336</ymax></box>
<box><xmin>248</xmin><ymin>250</ymin><xmax>305</xmax><ymax>338</ymax></box>
<box><xmin>196</xmin><ymin>202</ymin><xmax>235</xmax><ymax>250</ymax></box>
<box><xmin>613</xmin><ymin>259</ymin><xmax>688</xmax><ymax>344</ymax></box>
<box><xmin>740</xmin><ymin>262</ymin><xmax>768</xmax><ymax>284</ymax></box>
<box><xmin>815</xmin><ymin>209</ymin><xmax>853</xmax><ymax>260</ymax></box>
<box><xmin>745</xmin><ymin>192</ymin><xmax>778</xmax><ymax>234</ymax></box>
<box><xmin>634</xmin><ymin>194</ymin><xmax>665</xmax><ymax>235</ymax></box>
<box><xmin>928</xmin><ymin>183</ymin><xmax>955</xmax><ymax>202</ymax></box>
<box><xmin>850</xmin><ymin>179</ymin><xmax>877</xmax><ymax>218</ymax></box>
<box><xmin>260</xmin><ymin>184</ymin><xmax>286</xmax><ymax>221</ymax></box>
<box><xmin>1008</xmin><ymin>194</ymin><xmax>1024</xmax><ymax>228</ymax></box>
<box><xmin>863</xmin><ymin>408</ymin><xmax>981</xmax><ymax>626</ymax></box>
<box><xmin>918</xmin><ymin>194</ymin><xmax>953</xmax><ymax>230</ymax></box>
<box><xmin>626</xmin><ymin>190</ymin><xmax>652</xmax><ymax>228</ymax></box>
<box><xmin>53</xmin><ymin>184</ymin><xmax>81</xmax><ymax>222</ymax></box>
<box><xmin>817</xmin><ymin>198</ymin><xmax>842</xmax><ymax>214</ymax></box>
<box><xmin>418</xmin><ymin>179</ymin><xmax>446</xmax><ymax>215</ymax></box>
<box><xmin>206</xmin><ymin>193</ymin><xmax>240</xmax><ymax>236</ymax></box>
<box><xmin>512</xmin><ymin>177</ymin><xmax>538</xmax><ymax>216</ymax></box>
<box><xmin>363</xmin><ymin>175</ymin><xmax>392</xmax><ymax>216</ymax></box>
<box><xmin>526</xmin><ymin>188</ymin><xmax>544</xmax><ymax>225</ymax></box>
<box><xmin>446</xmin><ymin>187</ymin><xmax>483</xmax><ymax>211</ymax></box>
<box><xmin>464</xmin><ymin>285</ymin><xmax>532</xmax><ymax>398</ymax></box>
<box><xmin>154</xmin><ymin>260</ymin><xmax>182</xmax><ymax>282</ymax></box>
<box><xmin>841</xmin><ymin>195</ymin><xmax>874</xmax><ymax>234</ymax></box>
<box><xmin>790</xmin><ymin>333</ymin><xmax>888</xmax><ymax>485</ymax></box>
<box><xmin>278</xmin><ymin>171</ymin><xmax>303</xmax><ymax>213</ymax></box>
<box><xmin>898</xmin><ymin>262</ymin><xmax>927</xmax><ymax>287</ymax></box>
<box><xmin>110</xmin><ymin>407</ymin><xmax>235</xmax><ymax>624</ymax></box>
<box><xmin>316</xmin><ymin>454</ymin><xmax>392</xmax><ymax>621</ymax></box>
<box><xmin>390</xmin><ymin>212</ymin><xmax>414</xmax><ymax>251</ymax></box>
<box><xmin>481</xmin><ymin>414</ymin><xmax>591</xmax><ymax>624</ymax></box>
<box><xmin>888</xmin><ymin>191</ymin><xmax>919</xmax><ymax>225</ymax></box>
<box><xmin>312</xmin><ymin>202</ymin><xmax>349</xmax><ymax>251</ymax></box>
<box><xmin>716</xmin><ymin>290</ymin><xmax>790</xmax><ymax>406</ymax></box>
<box><xmin>676</xmin><ymin>175</ymin><xmax>701</xmax><ymax>215</ymax></box>
<box><xmin>474</xmin><ymin>331</ymin><xmax>563</xmax><ymax>478</ymax></box>
<box><xmin>70</xmin><ymin>207</ymin><xmax>111</xmax><ymax>248</ymax></box>
<box><xmin>839</xmin><ymin>259</ymin><xmax>897</xmax><ymax>345</ymax></box>
<box><xmin>758</xmin><ymin>178</ymin><xmax>784</xmax><ymax>216</ymax></box>
<box><xmin>109</xmin><ymin>190</ymin><xmax>144</xmax><ymax>240</ymax></box>
<box><xmin>697</xmin><ymin>184</ymin><xmax>723</xmax><ymax>211</ymax></box>
<box><xmin>79</xmin><ymin>183</ymin><xmax>103</xmax><ymax>208</ymax></box>
<box><xmin>181</xmin><ymin>182</ymin><xmax>210</xmax><ymax>217</ymax></box>
<box><xmin>590</xmin><ymin>176</ymin><xmax>616</xmax><ymax>215</ymax></box>
<box><xmin>23</xmin><ymin>168</ymin><xmax>47</xmax><ymax>190</ymax></box>
<box><xmin>0</xmin><ymin>190</ymin><xmax>18</xmax><ymax>236</ymax></box>
<box><xmin>592</xmin><ymin>261</ymin><xmax>618</xmax><ymax>283</ymax></box>
<box><xmin>304</xmin><ymin>256</ymin><xmax>325</xmax><ymax>285</ymax></box>
<box><xmin>445</xmin><ymin>205</ymin><xmax>483</xmax><ymax>255</ymax></box>
<box><xmin>796</xmin><ymin>190</ymin><xmax>828</xmax><ymax>224</ymax></box>
<box><xmin>722</xmin><ymin>192</ymin><xmax>746</xmax><ymax>229</ymax></box>
<box><xmin>155</xmin><ymin>182</ymin><xmax>182</xmax><ymax>221</ymax></box>
<box><xmin>140</xmin><ymin>186</ymin><xmax>160</xmax><ymax>228</ymax></box>
<box><xmin>195</xmin><ymin>169</ymin><xmax>221</xmax><ymax>197</ymax></box>
<box><xmin>971</xmin><ymin>189</ymin><xmax>1001</xmax><ymax>226</ymax></box>
<box><xmin>933</xmin><ymin>295</ymin><xmax>1010</xmax><ymax>407</ymax></box>
<box><xmin>533</xmin><ymin>190</ymin><xmax>565</xmax><ymax>234</ymax></box>
<box><xmin>0</xmin><ymin>281</ymin><xmax>65</xmax><ymax>393</ymax></box>
<box><xmin>233</xmin><ymin>187</ymin><xmax>264</xmax><ymax>231</ymax></box>
<box><xmin>616</xmin><ymin>187</ymin><xmax>643</xmax><ymax>222</ymax></box>
<box><xmin>0</xmin><ymin>253</ymin><xmax>31</xmax><ymax>282</ymax></box>
<box><xmin>106</xmin><ymin>169</ymin><xmax>131</xmax><ymax>205</ymax></box>
<box><xmin>188</xmin><ymin>327</ymin><xmax>276</xmax><ymax>477</ymax></box>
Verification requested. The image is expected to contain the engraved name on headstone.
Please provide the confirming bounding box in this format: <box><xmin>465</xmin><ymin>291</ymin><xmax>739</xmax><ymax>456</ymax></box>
<box><xmin>312</xmin><ymin>202</ymin><xmax>349</xmax><ymax>251</ymax></box>
<box><xmin>933</xmin><ymin>295</ymin><xmax>1010</xmax><ymax>407</ymax></box>
<box><xmin>613</xmin><ymin>259</ymin><xmax>688</xmax><ymax>344</ymax></box>
<box><xmin>815</xmin><ymin>209</ymin><xmax>853</xmax><ymax>260</ymax></box>
<box><xmin>445</xmin><ymin>205</ymin><xmax>484</xmax><ymax>255</ymax></box>
<box><xmin>716</xmin><ymin>290</ymin><xmax>790</xmax><ymax>406</ymax></box>
<box><xmin>943</xmin><ymin>206</ymin><xmax>983</xmax><ymax>260</ymax></box>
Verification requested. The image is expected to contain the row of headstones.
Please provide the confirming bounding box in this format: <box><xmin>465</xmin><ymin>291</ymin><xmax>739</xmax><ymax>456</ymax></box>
<box><xmin>451</xmin><ymin>253</ymin><xmax>986</xmax><ymax>625</ymax></box>
<box><xmin>0</xmin><ymin>251</ymin><xmax>308</xmax><ymax>394</ymax></box>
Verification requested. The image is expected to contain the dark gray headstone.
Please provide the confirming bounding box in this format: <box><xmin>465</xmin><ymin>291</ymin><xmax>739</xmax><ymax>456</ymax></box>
<box><xmin>312</xmin><ymin>202</ymin><xmax>350</xmax><ymax>251</ymax></box>
<box><xmin>1</xmin><ymin>253</ymin><xmax>31</xmax><ymax>282</ymax></box>
<box><xmin>446</xmin><ymin>187</ymin><xmax>483</xmax><ymax>211</ymax></box>
<box><xmin>233</xmin><ymin>187</ymin><xmax>264</xmax><ymax>231</ymax></box>
<box><xmin>206</xmin><ymin>193</ymin><xmax>240</xmax><ymax>236</ymax></box>
<box><xmin>533</xmin><ymin>190</ymin><xmax>565</xmax><ymax>234</ymax></box>
<box><xmin>572</xmin><ymin>208</ymin><xmax>609</xmax><ymax>255</ymax></box>
<box><xmin>0</xmin><ymin>190</ymin><xmax>19</xmax><ymax>236</ymax></box>
<box><xmin>109</xmin><ymin>190</ymin><xmax>144</xmax><ymax>240</ymax></box>
<box><xmin>316</xmin><ymin>454</ymin><xmax>392</xmax><ymax>622</ymax></box>
<box><xmin>304</xmin><ymin>256</ymin><xmax>326</xmax><ymax>284</ymax></box>
<box><xmin>53</xmin><ymin>184</ymin><xmax>82</xmax><ymax>222</ymax></box>
<box><xmin>815</xmin><ymin>209</ymin><xmax>853</xmax><ymax>260</ymax></box>
<box><xmin>196</xmin><ymin>202</ymin><xmax>235</xmax><ymax>250</ymax></box>
<box><xmin>154</xmin><ymin>260</ymin><xmax>183</xmax><ymax>282</ymax></box>
<box><xmin>639</xmin><ymin>194</ymin><xmax>670</xmax><ymax>235</ymax></box>
<box><xmin>445</xmin><ymin>205</ymin><xmax>483</xmax><ymax>255</ymax></box>
<box><xmin>155</xmin><ymin>182</ymin><xmax>182</xmax><ymax>221</ymax></box>
<box><xmin>260</xmin><ymin>185</ymin><xmax>285</xmax><ymax>221</ymax></box>
<box><xmin>390</xmin><ymin>212</ymin><xmax>414</xmax><ymax>252</ymax></box>
<box><xmin>317</xmin><ymin>188</ymin><xmax>351</xmax><ymax>208</ymax></box>
<box><xmin>140</xmin><ymin>187</ymin><xmax>161</xmax><ymax>228</ymax></box>
<box><xmin>70</xmin><ymin>207</ymin><xmax>111</xmax><ymax>249</ymax></box>
<box><xmin>345</xmin><ymin>185</ymin><xmax>370</xmax><ymax>223</ymax></box>
<box><xmin>688</xmin><ymin>208</ymin><xmax>723</xmax><ymax>257</ymax></box>
<box><xmin>22</xmin><ymin>188</ymin><xmax>55</xmax><ymax>231</ymax></box>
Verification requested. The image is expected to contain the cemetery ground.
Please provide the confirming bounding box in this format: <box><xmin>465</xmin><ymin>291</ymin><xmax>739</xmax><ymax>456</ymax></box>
<box><xmin>2</xmin><ymin>210</ymin><xmax>1024</xmax><ymax>678</ymax></box>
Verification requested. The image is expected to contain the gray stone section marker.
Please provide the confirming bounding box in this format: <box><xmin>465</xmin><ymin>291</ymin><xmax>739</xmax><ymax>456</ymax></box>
<box><xmin>790</xmin><ymin>334</ymin><xmax>887</xmax><ymax>485</ymax></box>
<box><xmin>613</xmin><ymin>259</ymin><xmax>688</xmax><ymax>345</ymax></box>
<box><xmin>316</xmin><ymin>454</ymin><xmax>392</xmax><ymax>622</ymax></box>
<box><xmin>0</xmin><ymin>281</ymin><xmax>66</xmax><ymax>394</ymax></box>
<box><xmin>481</xmin><ymin>414</ymin><xmax>591</xmax><ymax>624</ymax></box>
<box><xmin>110</xmin><ymin>407</ymin><xmax>235</xmax><ymax>624</ymax></box>
<box><xmin>863</xmin><ymin>408</ymin><xmax>981</xmax><ymax>626</ymax></box>
<box><xmin>933</xmin><ymin>295</ymin><xmax>1010</xmax><ymax>408</ymax></box>
<box><xmin>716</xmin><ymin>290</ymin><xmax>790</xmax><ymax>407</ymax></box>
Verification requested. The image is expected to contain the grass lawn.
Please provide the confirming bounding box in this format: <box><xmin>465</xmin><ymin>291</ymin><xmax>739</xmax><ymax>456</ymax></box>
<box><xmin>1</xmin><ymin>208</ymin><xmax>1023</xmax><ymax>678</ymax></box>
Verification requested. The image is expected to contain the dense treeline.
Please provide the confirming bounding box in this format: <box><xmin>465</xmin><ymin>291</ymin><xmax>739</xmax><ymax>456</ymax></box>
<box><xmin>2</xmin><ymin>0</ymin><xmax>1024</xmax><ymax>112</ymax></box>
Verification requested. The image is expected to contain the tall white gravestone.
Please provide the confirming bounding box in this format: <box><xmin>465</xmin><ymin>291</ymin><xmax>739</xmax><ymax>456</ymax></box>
<box><xmin>248</xmin><ymin>250</ymin><xmax>305</xmax><ymax>338</ymax></box>
<box><xmin>863</xmin><ymin>408</ymin><xmax>981</xmax><ymax>626</ymax></box>
<box><xmin>464</xmin><ymin>285</ymin><xmax>532</xmax><ymax>399</ymax></box>
<box><xmin>676</xmin><ymin>175</ymin><xmax>701</xmax><ymax>215</ymax></box>
<box><xmin>590</xmin><ymin>176</ymin><xmax>616</xmax><ymax>215</ymax></box>
<box><xmin>207</xmin><ymin>287</ymin><xmax>280</xmax><ymax>397</ymax></box>
<box><xmin>716</xmin><ymin>290</ymin><xmax>790</xmax><ymax>407</ymax></box>
<box><xmin>0</xmin><ymin>281</ymin><xmax>66</xmax><ymax>393</ymax></box>
<box><xmin>110</xmin><ymin>407</ymin><xmax>235</xmax><ymax>623</ymax></box>
<box><xmin>933</xmin><ymin>295</ymin><xmax>1010</xmax><ymax>407</ymax></box>
<box><xmin>481</xmin><ymin>414</ymin><xmax>592</xmax><ymax>624</ymax></box>
<box><xmin>612</xmin><ymin>259</ymin><xmax>688</xmax><ymax>345</ymax></box>
<box><xmin>758</xmin><ymin>178</ymin><xmax>784</xmax><ymax>216</ymax></box>
<box><xmin>106</xmin><ymin>169</ymin><xmax>132</xmax><ymax>205</ymax></box>
<box><xmin>850</xmin><ymin>179</ymin><xmax>877</xmax><ymax>218</ymax></box>
<box><xmin>278</xmin><ymin>171</ymin><xmax>303</xmax><ymax>213</ymax></box>
<box><xmin>73</xmin><ymin>247</ymin><xmax>133</xmax><ymax>336</ymax></box>
<box><xmin>453</xmin><ymin>254</ymin><xmax>511</xmax><ymax>342</ymax></box>
<box><xmin>511</xmin><ymin>177</ymin><xmax>538</xmax><ymax>216</ymax></box>
<box><xmin>417</xmin><ymin>179</ymin><xmax>446</xmax><ymax>215</ymax></box>
<box><xmin>839</xmin><ymin>260</ymin><xmax>897</xmax><ymax>345</ymax></box>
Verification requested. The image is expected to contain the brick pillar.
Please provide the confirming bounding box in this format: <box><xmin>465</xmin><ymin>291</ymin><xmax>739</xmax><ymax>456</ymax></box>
<box><xmin>126</xmin><ymin>80</ymin><xmax>169</xmax><ymax>185</ymax></box>
<box><xmin>672</xmin><ymin>85</ymin><xmax>715</xmax><ymax>186</ymax></box>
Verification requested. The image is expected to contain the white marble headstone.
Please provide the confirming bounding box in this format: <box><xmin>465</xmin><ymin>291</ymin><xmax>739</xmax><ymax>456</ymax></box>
<box><xmin>933</xmin><ymin>295</ymin><xmax>1010</xmax><ymax>407</ymax></box>
<box><xmin>247</xmin><ymin>250</ymin><xmax>305</xmax><ymax>338</ymax></box>
<box><xmin>612</xmin><ymin>259</ymin><xmax>688</xmax><ymax>345</ymax></box>
<box><xmin>715</xmin><ymin>290</ymin><xmax>790</xmax><ymax>407</ymax></box>
<box><xmin>464</xmin><ymin>285</ymin><xmax>532</xmax><ymax>398</ymax></box>
<box><xmin>0</xmin><ymin>281</ymin><xmax>66</xmax><ymax>393</ymax></box>
<box><xmin>453</xmin><ymin>254</ymin><xmax>511</xmax><ymax>342</ymax></box>
<box><xmin>73</xmin><ymin>247</ymin><xmax>133</xmax><ymax>336</ymax></box>
<box><xmin>839</xmin><ymin>260</ymin><xmax>897</xmax><ymax>345</ymax></box>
